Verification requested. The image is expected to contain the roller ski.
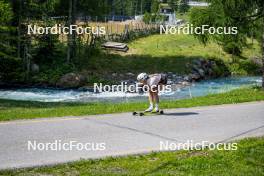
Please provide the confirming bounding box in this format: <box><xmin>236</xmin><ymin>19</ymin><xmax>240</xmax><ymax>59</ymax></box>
<box><xmin>132</xmin><ymin>110</ymin><xmax>164</xmax><ymax>116</ymax></box>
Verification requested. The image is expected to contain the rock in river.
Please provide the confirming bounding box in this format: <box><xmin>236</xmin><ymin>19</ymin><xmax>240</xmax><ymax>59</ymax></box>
<box><xmin>57</xmin><ymin>73</ymin><xmax>86</xmax><ymax>88</ymax></box>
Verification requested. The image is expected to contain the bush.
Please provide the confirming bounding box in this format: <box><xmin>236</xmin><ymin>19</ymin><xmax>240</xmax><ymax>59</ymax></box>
<box><xmin>210</xmin><ymin>58</ymin><xmax>230</xmax><ymax>77</ymax></box>
<box><xmin>228</xmin><ymin>63</ymin><xmax>247</xmax><ymax>75</ymax></box>
<box><xmin>0</xmin><ymin>57</ymin><xmax>24</xmax><ymax>82</ymax></box>
<box><xmin>143</xmin><ymin>12</ymin><xmax>152</xmax><ymax>24</ymax></box>
<box><xmin>178</xmin><ymin>0</ymin><xmax>190</xmax><ymax>13</ymax></box>
<box><xmin>228</xmin><ymin>59</ymin><xmax>261</xmax><ymax>76</ymax></box>
<box><xmin>223</xmin><ymin>42</ymin><xmax>242</xmax><ymax>56</ymax></box>
<box><xmin>31</xmin><ymin>64</ymin><xmax>75</xmax><ymax>85</ymax></box>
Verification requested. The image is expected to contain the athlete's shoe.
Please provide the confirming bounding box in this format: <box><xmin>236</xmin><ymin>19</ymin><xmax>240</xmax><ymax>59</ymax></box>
<box><xmin>145</xmin><ymin>107</ymin><xmax>153</xmax><ymax>112</ymax></box>
<box><xmin>153</xmin><ymin>107</ymin><xmax>159</xmax><ymax>113</ymax></box>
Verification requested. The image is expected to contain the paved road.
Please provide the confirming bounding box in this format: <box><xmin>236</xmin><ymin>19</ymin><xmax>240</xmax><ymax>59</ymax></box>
<box><xmin>0</xmin><ymin>102</ymin><xmax>264</xmax><ymax>170</ymax></box>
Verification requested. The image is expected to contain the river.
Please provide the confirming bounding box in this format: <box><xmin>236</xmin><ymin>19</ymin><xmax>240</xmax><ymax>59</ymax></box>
<box><xmin>0</xmin><ymin>76</ymin><xmax>261</xmax><ymax>103</ymax></box>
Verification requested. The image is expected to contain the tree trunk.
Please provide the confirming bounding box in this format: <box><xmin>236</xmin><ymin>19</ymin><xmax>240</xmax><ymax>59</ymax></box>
<box><xmin>24</xmin><ymin>44</ymin><xmax>30</xmax><ymax>81</ymax></box>
<box><xmin>72</xmin><ymin>0</ymin><xmax>77</xmax><ymax>59</ymax></box>
<box><xmin>262</xmin><ymin>17</ymin><xmax>264</xmax><ymax>89</ymax></box>
<box><xmin>66</xmin><ymin>0</ymin><xmax>77</xmax><ymax>64</ymax></box>
<box><xmin>17</xmin><ymin>0</ymin><xmax>22</xmax><ymax>59</ymax></box>
<box><xmin>66</xmin><ymin>0</ymin><xmax>73</xmax><ymax>63</ymax></box>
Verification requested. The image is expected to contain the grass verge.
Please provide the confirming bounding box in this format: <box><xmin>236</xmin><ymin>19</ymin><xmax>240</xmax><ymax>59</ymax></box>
<box><xmin>0</xmin><ymin>87</ymin><xmax>264</xmax><ymax>121</ymax></box>
<box><xmin>1</xmin><ymin>137</ymin><xmax>264</xmax><ymax>175</ymax></box>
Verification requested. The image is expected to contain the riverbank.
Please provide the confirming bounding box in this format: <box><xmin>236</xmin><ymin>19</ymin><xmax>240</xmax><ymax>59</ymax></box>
<box><xmin>1</xmin><ymin>137</ymin><xmax>263</xmax><ymax>175</ymax></box>
<box><xmin>0</xmin><ymin>87</ymin><xmax>264</xmax><ymax>121</ymax></box>
<box><xmin>1</xmin><ymin>34</ymin><xmax>261</xmax><ymax>88</ymax></box>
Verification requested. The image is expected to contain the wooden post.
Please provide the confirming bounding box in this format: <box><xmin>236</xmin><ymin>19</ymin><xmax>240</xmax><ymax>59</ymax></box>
<box><xmin>111</xmin><ymin>22</ymin><xmax>113</xmax><ymax>34</ymax></box>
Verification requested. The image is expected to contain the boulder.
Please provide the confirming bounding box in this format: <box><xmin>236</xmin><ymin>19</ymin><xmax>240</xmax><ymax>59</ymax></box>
<box><xmin>31</xmin><ymin>63</ymin><xmax>39</xmax><ymax>73</ymax></box>
<box><xmin>126</xmin><ymin>72</ymin><xmax>135</xmax><ymax>77</ymax></box>
<box><xmin>192</xmin><ymin>59</ymin><xmax>203</xmax><ymax>67</ymax></box>
<box><xmin>121</xmin><ymin>80</ymin><xmax>135</xmax><ymax>85</ymax></box>
<box><xmin>167</xmin><ymin>72</ymin><xmax>174</xmax><ymax>76</ymax></box>
<box><xmin>183</xmin><ymin>75</ymin><xmax>191</xmax><ymax>82</ymax></box>
<box><xmin>197</xmin><ymin>68</ymin><xmax>205</xmax><ymax>77</ymax></box>
<box><xmin>192</xmin><ymin>64</ymin><xmax>200</xmax><ymax>73</ymax></box>
<box><xmin>189</xmin><ymin>73</ymin><xmax>201</xmax><ymax>81</ymax></box>
<box><xmin>173</xmin><ymin>76</ymin><xmax>185</xmax><ymax>83</ymax></box>
<box><xmin>112</xmin><ymin>73</ymin><xmax>118</xmax><ymax>77</ymax></box>
<box><xmin>181</xmin><ymin>81</ymin><xmax>191</xmax><ymax>86</ymax></box>
<box><xmin>167</xmin><ymin>79</ymin><xmax>173</xmax><ymax>85</ymax></box>
<box><xmin>57</xmin><ymin>73</ymin><xmax>86</xmax><ymax>88</ymax></box>
<box><xmin>207</xmin><ymin>68</ymin><xmax>214</xmax><ymax>77</ymax></box>
<box><xmin>172</xmin><ymin>74</ymin><xmax>178</xmax><ymax>78</ymax></box>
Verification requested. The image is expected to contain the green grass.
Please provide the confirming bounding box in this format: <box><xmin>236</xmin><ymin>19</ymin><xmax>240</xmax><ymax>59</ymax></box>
<box><xmin>0</xmin><ymin>87</ymin><xmax>264</xmax><ymax>121</ymax></box>
<box><xmin>1</xmin><ymin>137</ymin><xmax>264</xmax><ymax>175</ymax></box>
<box><xmin>78</xmin><ymin>33</ymin><xmax>261</xmax><ymax>79</ymax></box>
<box><xmin>85</xmin><ymin>53</ymin><xmax>195</xmax><ymax>75</ymax></box>
<box><xmin>129</xmin><ymin>34</ymin><xmax>261</xmax><ymax>61</ymax></box>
